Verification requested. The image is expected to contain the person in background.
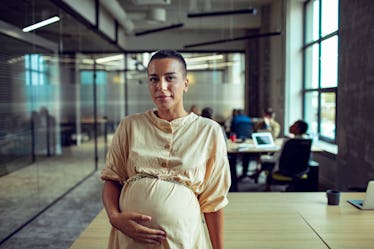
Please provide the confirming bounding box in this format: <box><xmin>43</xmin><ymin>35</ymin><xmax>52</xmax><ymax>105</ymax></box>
<box><xmin>189</xmin><ymin>104</ymin><xmax>200</xmax><ymax>115</ymax></box>
<box><xmin>288</xmin><ymin>119</ymin><xmax>309</xmax><ymax>138</ymax></box>
<box><xmin>251</xmin><ymin>119</ymin><xmax>310</xmax><ymax>184</ymax></box>
<box><xmin>201</xmin><ymin>106</ymin><xmax>214</xmax><ymax>119</ymax></box>
<box><xmin>230</xmin><ymin>109</ymin><xmax>253</xmax><ymax>180</ymax></box>
<box><xmin>230</xmin><ymin>109</ymin><xmax>251</xmax><ymax>139</ymax></box>
<box><xmin>101</xmin><ymin>50</ymin><xmax>231</xmax><ymax>249</ymax></box>
<box><xmin>254</xmin><ymin>108</ymin><xmax>281</xmax><ymax>139</ymax></box>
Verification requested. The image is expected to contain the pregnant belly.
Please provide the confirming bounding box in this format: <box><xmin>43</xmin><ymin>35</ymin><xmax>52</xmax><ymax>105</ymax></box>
<box><xmin>119</xmin><ymin>177</ymin><xmax>202</xmax><ymax>231</ymax></box>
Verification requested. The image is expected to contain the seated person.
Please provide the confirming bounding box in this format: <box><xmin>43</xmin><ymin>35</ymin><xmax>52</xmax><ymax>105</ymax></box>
<box><xmin>201</xmin><ymin>107</ymin><xmax>213</xmax><ymax>119</ymax></box>
<box><xmin>251</xmin><ymin>120</ymin><xmax>309</xmax><ymax>182</ymax></box>
<box><xmin>230</xmin><ymin>110</ymin><xmax>252</xmax><ymax>179</ymax></box>
<box><xmin>230</xmin><ymin>109</ymin><xmax>252</xmax><ymax>139</ymax></box>
<box><xmin>254</xmin><ymin>108</ymin><xmax>281</xmax><ymax>139</ymax></box>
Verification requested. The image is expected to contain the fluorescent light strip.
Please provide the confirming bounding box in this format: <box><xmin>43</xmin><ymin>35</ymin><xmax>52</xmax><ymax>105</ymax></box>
<box><xmin>96</xmin><ymin>54</ymin><xmax>124</xmax><ymax>64</ymax></box>
<box><xmin>81</xmin><ymin>59</ymin><xmax>95</xmax><ymax>65</ymax></box>
<box><xmin>188</xmin><ymin>61</ymin><xmax>233</xmax><ymax>70</ymax></box>
<box><xmin>188</xmin><ymin>64</ymin><xmax>209</xmax><ymax>70</ymax></box>
<box><xmin>22</xmin><ymin>16</ymin><xmax>60</xmax><ymax>32</ymax></box>
<box><xmin>185</xmin><ymin>54</ymin><xmax>224</xmax><ymax>63</ymax></box>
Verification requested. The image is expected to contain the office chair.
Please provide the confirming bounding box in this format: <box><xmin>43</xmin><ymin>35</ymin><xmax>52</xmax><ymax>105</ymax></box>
<box><xmin>233</xmin><ymin>121</ymin><xmax>253</xmax><ymax>139</ymax></box>
<box><xmin>265</xmin><ymin>138</ymin><xmax>312</xmax><ymax>191</ymax></box>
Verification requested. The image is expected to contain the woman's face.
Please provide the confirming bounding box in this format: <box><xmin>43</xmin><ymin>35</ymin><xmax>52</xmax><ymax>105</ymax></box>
<box><xmin>147</xmin><ymin>58</ymin><xmax>188</xmax><ymax>112</ymax></box>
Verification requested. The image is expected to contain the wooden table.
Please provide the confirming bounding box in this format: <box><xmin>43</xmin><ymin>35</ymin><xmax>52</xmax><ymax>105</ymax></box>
<box><xmin>70</xmin><ymin>192</ymin><xmax>374</xmax><ymax>249</ymax></box>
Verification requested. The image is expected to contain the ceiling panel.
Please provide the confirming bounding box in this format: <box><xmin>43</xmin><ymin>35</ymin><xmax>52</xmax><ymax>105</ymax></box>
<box><xmin>0</xmin><ymin>0</ymin><xmax>277</xmax><ymax>53</ymax></box>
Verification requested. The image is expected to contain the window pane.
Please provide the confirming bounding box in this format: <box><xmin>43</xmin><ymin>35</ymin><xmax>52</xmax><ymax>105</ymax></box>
<box><xmin>304</xmin><ymin>91</ymin><xmax>319</xmax><ymax>136</ymax></box>
<box><xmin>304</xmin><ymin>44</ymin><xmax>319</xmax><ymax>89</ymax></box>
<box><xmin>305</xmin><ymin>0</ymin><xmax>320</xmax><ymax>43</ymax></box>
<box><xmin>321</xmin><ymin>0</ymin><xmax>339</xmax><ymax>36</ymax></box>
<box><xmin>31</xmin><ymin>54</ymin><xmax>39</xmax><ymax>70</ymax></box>
<box><xmin>321</xmin><ymin>36</ymin><xmax>338</xmax><ymax>87</ymax></box>
<box><xmin>25</xmin><ymin>70</ymin><xmax>30</xmax><ymax>85</ymax></box>
<box><xmin>320</xmin><ymin>92</ymin><xmax>336</xmax><ymax>140</ymax></box>
<box><xmin>32</xmin><ymin>72</ymin><xmax>39</xmax><ymax>85</ymax></box>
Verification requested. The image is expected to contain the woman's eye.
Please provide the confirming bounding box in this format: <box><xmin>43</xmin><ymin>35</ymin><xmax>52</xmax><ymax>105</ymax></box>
<box><xmin>149</xmin><ymin>77</ymin><xmax>158</xmax><ymax>83</ymax></box>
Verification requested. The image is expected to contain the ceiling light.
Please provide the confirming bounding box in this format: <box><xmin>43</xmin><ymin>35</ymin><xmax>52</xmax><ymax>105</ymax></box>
<box><xmin>81</xmin><ymin>59</ymin><xmax>95</xmax><ymax>65</ymax></box>
<box><xmin>22</xmin><ymin>16</ymin><xmax>60</xmax><ymax>32</ymax></box>
<box><xmin>187</xmin><ymin>61</ymin><xmax>234</xmax><ymax>70</ymax></box>
<box><xmin>185</xmin><ymin>54</ymin><xmax>224</xmax><ymax>63</ymax></box>
<box><xmin>188</xmin><ymin>64</ymin><xmax>209</xmax><ymax>70</ymax></box>
<box><xmin>96</xmin><ymin>54</ymin><xmax>124</xmax><ymax>64</ymax></box>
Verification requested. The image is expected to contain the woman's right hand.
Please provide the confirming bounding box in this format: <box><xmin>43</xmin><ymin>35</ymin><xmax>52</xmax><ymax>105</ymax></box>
<box><xmin>109</xmin><ymin>211</ymin><xmax>166</xmax><ymax>245</ymax></box>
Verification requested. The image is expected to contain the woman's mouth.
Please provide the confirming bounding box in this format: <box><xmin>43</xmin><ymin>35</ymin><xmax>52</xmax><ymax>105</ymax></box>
<box><xmin>156</xmin><ymin>95</ymin><xmax>171</xmax><ymax>100</ymax></box>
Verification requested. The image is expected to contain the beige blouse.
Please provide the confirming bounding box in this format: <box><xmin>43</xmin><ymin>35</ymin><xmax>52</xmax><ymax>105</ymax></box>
<box><xmin>101</xmin><ymin>110</ymin><xmax>231</xmax><ymax>212</ymax></box>
<box><xmin>101</xmin><ymin>110</ymin><xmax>231</xmax><ymax>249</ymax></box>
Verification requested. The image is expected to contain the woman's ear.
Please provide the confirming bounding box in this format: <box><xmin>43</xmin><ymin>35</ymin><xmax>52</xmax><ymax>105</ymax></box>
<box><xmin>184</xmin><ymin>78</ymin><xmax>189</xmax><ymax>92</ymax></box>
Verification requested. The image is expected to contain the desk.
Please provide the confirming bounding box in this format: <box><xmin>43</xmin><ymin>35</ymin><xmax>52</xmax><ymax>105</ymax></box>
<box><xmin>69</xmin><ymin>192</ymin><xmax>373</xmax><ymax>249</ymax></box>
<box><xmin>227</xmin><ymin>139</ymin><xmax>322</xmax><ymax>192</ymax></box>
<box><xmin>227</xmin><ymin>139</ymin><xmax>282</xmax><ymax>154</ymax></box>
<box><xmin>227</xmin><ymin>139</ymin><xmax>281</xmax><ymax>192</ymax></box>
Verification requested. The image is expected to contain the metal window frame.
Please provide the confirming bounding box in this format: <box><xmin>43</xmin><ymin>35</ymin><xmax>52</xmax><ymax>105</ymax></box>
<box><xmin>302</xmin><ymin>0</ymin><xmax>338</xmax><ymax>144</ymax></box>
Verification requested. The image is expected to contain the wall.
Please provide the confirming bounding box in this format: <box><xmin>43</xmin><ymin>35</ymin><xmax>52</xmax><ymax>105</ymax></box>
<box><xmin>268</xmin><ymin>0</ymin><xmax>285</xmax><ymax>133</ymax></box>
<box><xmin>255</xmin><ymin>1</ymin><xmax>285</xmax><ymax>129</ymax></box>
<box><xmin>284</xmin><ymin>0</ymin><xmax>303</xmax><ymax>130</ymax></box>
<box><xmin>337</xmin><ymin>0</ymin><xmax>374</xmax><ymax>190</ymax></box>
<box><xmin>314</xmin><ymin>152</ymin><xmax>337</xmax><ymax>190</ymax></box>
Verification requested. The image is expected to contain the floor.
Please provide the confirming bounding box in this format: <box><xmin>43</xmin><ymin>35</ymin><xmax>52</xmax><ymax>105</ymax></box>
<box><xmin>0</xmin><ymin>170</ymin><xmax>104</xmax><ymax>249</ymax></box>
<box><xmin>0</xmin><ymin>144</ymin><xmax>282</xmax><ymax>249</ymax></box>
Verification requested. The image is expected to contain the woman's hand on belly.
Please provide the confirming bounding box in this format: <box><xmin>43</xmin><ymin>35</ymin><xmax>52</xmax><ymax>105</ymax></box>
<box><xmin>109</xmin><ymin>211</ymin><xmax>167</xmax><ymax>245</ymax></box>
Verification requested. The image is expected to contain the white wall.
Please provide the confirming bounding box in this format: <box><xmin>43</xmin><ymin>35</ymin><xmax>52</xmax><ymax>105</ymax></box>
<box><xmin>284</xmin><ymin>0</ymin><xmax>304</xmax><ymax>130</ymax></box>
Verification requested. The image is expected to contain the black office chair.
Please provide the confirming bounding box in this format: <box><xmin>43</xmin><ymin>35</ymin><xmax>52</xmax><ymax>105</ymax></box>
<box><xmin>233</xmin><ymin>121</ymin><xmax>253</xmax><ymax>139</ymax></box>
<box><xmin>265</xmin><ymin>138</ymin><xmax>312</xmax><ymax>191</ymax></box>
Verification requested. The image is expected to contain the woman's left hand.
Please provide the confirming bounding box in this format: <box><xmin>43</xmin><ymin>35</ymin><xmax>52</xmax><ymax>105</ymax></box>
<box><xmin>109</xmin><ymin>210</ymin><xmax>167</xmax><ymax>244</ymax></box>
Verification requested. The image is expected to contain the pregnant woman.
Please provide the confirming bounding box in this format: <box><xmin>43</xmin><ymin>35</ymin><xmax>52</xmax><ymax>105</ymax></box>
<box><xmin>101</xmin><ymin>50</ymin><xmax>231</xmax><ymax>249</ymax></box>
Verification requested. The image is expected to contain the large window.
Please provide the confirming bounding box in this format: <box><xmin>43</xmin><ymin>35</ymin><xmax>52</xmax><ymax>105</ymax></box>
<box><xmin>303</xmin><ymin>0</ymin><xmax>339</xmax><ymax>143</ymax></box>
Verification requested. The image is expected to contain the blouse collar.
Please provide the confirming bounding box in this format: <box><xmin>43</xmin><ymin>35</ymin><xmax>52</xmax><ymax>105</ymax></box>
<box><xmin>146</xmin><ymin>109</ymin><xmax>198</xmax><ymax>130</ymax></box>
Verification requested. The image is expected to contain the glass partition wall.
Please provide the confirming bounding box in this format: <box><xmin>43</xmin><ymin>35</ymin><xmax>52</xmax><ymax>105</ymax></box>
<box><xmin>0</xmin><ymin>48</ymin><xmax>246</xmax><ymax>243</ymax></box>
<box><xmin>1</xmin><ymin>30</ymin><xmax>246</xmax><ymax>246</ymax></box>
<box><xmin>0</xmin><ymin>35</ymin><xmax>101</xmax><ymax>243</ymax></box>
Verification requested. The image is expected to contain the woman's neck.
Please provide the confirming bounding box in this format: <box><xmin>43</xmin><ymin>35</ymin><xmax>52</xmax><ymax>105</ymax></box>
<box><xmin>155</xmin><ymin>109</ymin><xmax>188</xmax><ymax>122</ymax></box>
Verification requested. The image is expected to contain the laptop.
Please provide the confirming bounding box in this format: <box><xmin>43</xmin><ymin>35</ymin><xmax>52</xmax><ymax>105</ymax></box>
<box><xmin>347</xmin><ymin>181</ymin><xmax>374</xmax><ymax>210</ymax></box>
<box><xmin>251</xmin><ymin>132</ymin><xmax>278</xmax><ymax>149</ymax></box>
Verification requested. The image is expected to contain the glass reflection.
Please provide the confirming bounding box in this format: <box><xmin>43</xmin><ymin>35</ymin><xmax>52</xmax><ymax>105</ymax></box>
<box><xmin>1</xmin><ymin>32</ymin><xmax>246</xmax><ymax>244</ymax></box>
<box><xmin>0</xmin><ymin>37</ymin><xmax>97</xmax><ymax>242</ymax></box>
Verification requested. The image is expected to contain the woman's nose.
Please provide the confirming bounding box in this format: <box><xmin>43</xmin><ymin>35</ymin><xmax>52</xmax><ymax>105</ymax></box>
<box><xmin>157</xmin><ymin>78</ymin><xmax>168</xmax><ymax>90</ymax></box>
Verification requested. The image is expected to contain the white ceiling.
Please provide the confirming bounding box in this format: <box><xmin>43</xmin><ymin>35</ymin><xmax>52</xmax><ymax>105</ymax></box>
<box><xmin>0</xmin><ymin>0</ymin><xmax>279</xmax><ymax>52</ymax></box>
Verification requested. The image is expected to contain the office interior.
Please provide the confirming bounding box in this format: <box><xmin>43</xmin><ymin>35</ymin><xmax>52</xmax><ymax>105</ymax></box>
<box><xmin>0</xmin><ymin>0</ymin><xmax>373</xmax><ymax>247</ymax></box>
